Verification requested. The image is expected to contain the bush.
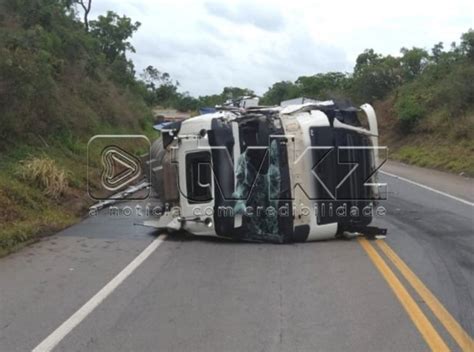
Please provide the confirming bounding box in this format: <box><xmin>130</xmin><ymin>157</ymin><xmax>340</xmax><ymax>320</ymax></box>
<box><xmin>433</xmin><ymin>62</ymin><xmax>474</xmax><ymax>116</ymax></box>
<box><xmin>395</xmin><ymin>95</ymin><xmax>425</xmax><ymax>132</ymax></box>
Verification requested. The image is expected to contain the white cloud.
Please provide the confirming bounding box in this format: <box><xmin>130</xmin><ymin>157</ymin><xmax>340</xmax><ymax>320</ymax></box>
<box><xmin>204</xmin><ymin>1</ymin><xmax>285</xmax><ymax>31</ymax></box>
<box><xmin>89</xmin><ymin>0</ymin><xmax>474</xmax><ymax>96</ymax></box>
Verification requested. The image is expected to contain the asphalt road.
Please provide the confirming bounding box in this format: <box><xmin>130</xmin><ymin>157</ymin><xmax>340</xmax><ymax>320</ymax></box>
<box><xmin>0</xmin><ymin>161</ymin><xmax>473</xmax><ymax>352</ymax></box>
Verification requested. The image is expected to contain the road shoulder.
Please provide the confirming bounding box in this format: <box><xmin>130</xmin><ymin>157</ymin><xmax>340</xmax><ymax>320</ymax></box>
<box><xmin>382</xmin><ymin>160</ymin><xmax>474</xmax><ymax>203</ymax></box>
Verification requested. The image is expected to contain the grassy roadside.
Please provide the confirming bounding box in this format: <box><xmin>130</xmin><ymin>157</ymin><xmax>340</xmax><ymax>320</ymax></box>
<box><xmin>0</xmin><ymin>0</ymin><xmax>165</xmax><ymax>257</ymax></box>
<box><xmin>0</xmin><ymin>145</ymin><xmax>84</xmax><ymax>257</ymax></box>
<box><xmin>390</xmin><ymin>140</ymin><xmax>474</xmax><ymax>176</ymax></box>
<box><xmin>0</xmin><ymin>125</ymin><xmax>158</xmax><ymax>257</ymax></box>
<box><xmin>375</xmin><ymin>98</ymin><xmax>474</xmax><ymax>177</ymax></box>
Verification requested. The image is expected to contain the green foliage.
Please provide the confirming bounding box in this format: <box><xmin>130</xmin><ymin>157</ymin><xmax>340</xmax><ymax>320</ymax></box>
<box><xmin>393</xmin><ymin>34</ymin><xmax>474</xmax><ymax>131</ymax></box>
<box><xmin>221</xmin><ymin>86</ymin><xmax>254</xmax><ymax>100</ymax></box>
<box><xmin>138</xmin><ymin>70</ymin><xmax>258</xmax><ymax>111</ymax></box>
<box><xmin>296</xmin><ymin>72</ymin><xmax>350</xmax><ymax>99</ymax></box>
<box><xmin>173</xmin><ymin>93</ymin><xmax>200</xmax><ymax>112</ymax></box>
<box><xmin>1</xmin><ymin>1</ymin><xmax>472</xmax><ymax>146</ymax></box>
<box><xmin>460</xmin><ymin>29</ymin><xmax>474</xmax><ymax>60</ymax></box>
<box><xmin>89</xmin><ymin>11</ymin><xmax>140</xmax><ymax>63</ymax></box>
<box><xmin>351</xmin><ymin>50</ymin><xmax>402</xmax><ymax>102</ymax></box>
<box><xmin>0</xmin><ymin>27</ymin><xmax>59</xmax><ymax>140</ymax></box>
<box><xmin>400</xmin><ymin>47</ymin><xmax>429</xmax><ymax>80</ymax></box>
<box><xmin>197</xmin><ymin>87</ymin><xmax>254</xmax><ymax>107</ymax></box>
<box><xmin>395</xmin><ymin>94</ymin><xmax>425</xmax><ymax>132</ymax></box>
<box><xmin>197</xmin><ymin>94</ymin><xmax>223</xmax><ymax>108</ymax></box>
<box><xmin>258</xmin><ymin>73</ymin><xmax>352</xmax><ymax>105</ymax></box>
<box><xmin>260</xmin><ymin>81</ymin><xmax>300</xmax><ymax>105</ymax></box>
<box><xmin>0</xmin><ymin>169</ymin><xmax>77</xmax><ymax>256</ymax></box>
<box><xmin>0</xmin><ymin>0</ymin><xmax>151</xmax><ymax>148</ymax></box>
<box><xmin>354</xmin><ymin>48</ymin><xmax>384</xmax><ymax>73</ymax></box>
<box><xmin>391</xmin><ymin>139</ymin><xmax>474</xmax><ymax>176</ymax></box>
<box><xmin>433</xmin><ymin>62</ymin><xmax>474</xmax><ymax>115</ymax></box>
<box><xmin>260</xmin><ymin>29</ymin><xmax>473</xmax><ymax>134</ymax></box>
<box><xmin>6</xmin><ymin>0</ymin><xmax>76</xmax><ymax>30</ymax></box>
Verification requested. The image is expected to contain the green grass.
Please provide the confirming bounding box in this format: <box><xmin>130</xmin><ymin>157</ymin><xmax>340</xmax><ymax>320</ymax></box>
<box><xmin>390</xmin><ymin>118</ymin><xmax>474</xmax><ymax>176</ymax></box>
<box><xmin>392</xmin><ymin>144</ymin><xmax>474</xmax><ymax>176</ymax></box>
<box><xmin>0</xmin><ymin>124</ymin><xmax>159</xmax><ymax>257</ymax></box>
<box><xmin>377</xmin><ymin>97</ymin><xmax>474</xmax><ymax>176</ymax></box>
<box><xmin>0</xmin><ymin>171</ymin><xmax>78</xmax><ymax>257</ymax></box>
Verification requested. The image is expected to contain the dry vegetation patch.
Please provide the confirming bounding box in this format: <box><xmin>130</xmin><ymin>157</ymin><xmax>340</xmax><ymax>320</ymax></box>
<box><xmin>16</xmin><ymin>156</ymin><xmax>69</xmax><ymax>199</ymax></box>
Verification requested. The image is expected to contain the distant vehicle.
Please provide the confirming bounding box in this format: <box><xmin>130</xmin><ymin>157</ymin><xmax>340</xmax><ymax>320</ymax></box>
<box><xmin>144</xmin><ymin>98</ymin><xmax>385</xmax><ymax>243</ymax></box>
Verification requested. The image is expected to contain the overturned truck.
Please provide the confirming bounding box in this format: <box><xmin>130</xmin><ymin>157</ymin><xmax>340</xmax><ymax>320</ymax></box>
<box><xmin>145</xmin><ymin>99</ymin><xmax>386</xmax><ymax>243</ymax></box>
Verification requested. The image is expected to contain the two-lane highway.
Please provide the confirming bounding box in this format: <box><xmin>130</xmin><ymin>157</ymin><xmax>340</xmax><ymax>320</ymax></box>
<box><xmin>0</xmin><ymin>161</ymin><xmax>472</xmax><ymax>351</ymax></box>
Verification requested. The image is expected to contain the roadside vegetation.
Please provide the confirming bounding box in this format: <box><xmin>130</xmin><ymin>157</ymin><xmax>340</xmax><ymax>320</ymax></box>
<box><xmin>254</xmin><ymin>31</ymin><xmax>474</xmax><ymax>175</ymax></box>
<box><xmin>0</xmin><ymin>0</ymin><xmax>156</xmax><ymax>255</ymax></box>
<box><xmin>0</xmin><ymin>0</ymin><xmax>472</xmax><ymax>254</ymax></box>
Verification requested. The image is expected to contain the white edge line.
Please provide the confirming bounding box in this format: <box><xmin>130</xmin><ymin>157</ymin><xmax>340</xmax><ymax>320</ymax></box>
<box><xmin>32</xmin><ymin>234</ymin><xmax>167</xmax><ymax>352</ymax></box>
<box><xmin>380</xmin><ymin>170</ymin><xmax>474</xmax><ymax>207</ymax></box>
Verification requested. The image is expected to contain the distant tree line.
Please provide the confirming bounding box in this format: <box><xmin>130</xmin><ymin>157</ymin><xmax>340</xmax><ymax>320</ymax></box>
<box><xmin>258</xmin><ymin>32</ymin><xmax>474</xmax><ymax>132</ymax></box>
<box><xmin>138</xmin><ymin>27</ymin><xmax>474</xmax><ymax>132</ymax></box>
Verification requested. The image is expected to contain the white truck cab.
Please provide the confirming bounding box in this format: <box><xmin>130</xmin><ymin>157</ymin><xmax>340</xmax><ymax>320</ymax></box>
<box><xmin>145</xmin><ymin>99</ymin><xmax>385</xmax><ymax>243</ymax></box>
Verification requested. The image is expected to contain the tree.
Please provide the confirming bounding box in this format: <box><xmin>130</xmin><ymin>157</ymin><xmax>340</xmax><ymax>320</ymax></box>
<box><xmin>138</xmin><ymin>65</ymin><xmax>181</xmax><ymax>106</ymax></box>
<box><xmin>90</xmin><ymin>11</ymin><xmax>141</xmax><ymax>63</ymax></box>
<box><xmin>221</xmin><ymin>87</ymin><xmax>255</xmax><ymax>100</ymax></box>
<box><xmin>400</xmin><ymin>47</ymin><xmax>429</xmax><ymax>80</ymax></box>
<box><xmin>261</xmin><ymin>81</ymin><xmax>300</xmax><ymax>105</ymax></box>
<box><xmin>431</xmin><ymin>42</ymin><xmax>444</xmax><ymax>63</ymax></box>
<box><xmin>174</xmin><ymin>93</ymin><xmax>199</xmax><ymax>112</ymax></box>
<box><xmin>460</xmin><ymin>29</ymin><xmax>474</xmax><ymax>60</ymax></box>
<box><xmin>354</xmin><ymin>49</ymin><xmax>383</xmax><ymax>74</ymax></box>
<box><xmin>296</xmin><ymin>72</ymin><xmax>349</xmax><ymax>99</ymax></box>
<box><xmin>351</xmin><ymin>50</ymin><xmax>402</xmax><ymax>102</ymax></box>
<box><xmin>155</xmin><ymin>79</ymin><xmax>179</xmax><ymax>105</ymax></box>
<box><xmin>75</xmin><ymin>0</ymin><xmax>92</xmax><ymax>31</ymax></box>
<box><xmin>8</xmin><ymin>0</ymin><xmax>76</xmax><ymax>30</ymax></box>
<box><xmin>141</xmin><ymin>65</ymin><xmax>159</xmax><ymax>88</ymax></box>
<box><xmin>198</xmin><ymin>94</ymin><xmax>224</xmax><ymax>108</ymax></box>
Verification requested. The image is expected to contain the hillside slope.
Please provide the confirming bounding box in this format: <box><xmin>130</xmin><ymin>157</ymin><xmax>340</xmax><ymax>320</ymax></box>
<box><xmin>0</xmin><ymin>0</ymin><xmax>155</xmax><ymax>255</ymax></box>
<box><xmin>376</xmin><ymin>97</ymin><xmax>474</xmax><ymax>177</ymax></box>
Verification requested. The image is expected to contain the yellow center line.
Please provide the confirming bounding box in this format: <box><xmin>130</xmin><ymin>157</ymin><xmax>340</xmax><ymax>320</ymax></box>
<box><xmin>357</xmin><ymin>237</ymin><xmax>450</xmax><ymax>352</ymax></box>
<box><xmin>376</xmin><ymin>240</ymin><xmax>474</xmax><ymax>352</ymax></box>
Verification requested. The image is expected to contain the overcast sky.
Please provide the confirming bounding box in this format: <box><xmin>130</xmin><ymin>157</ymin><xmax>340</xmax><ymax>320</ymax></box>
<box><xmin>89</xmin><ymin>0</ymin><xmax>473</xmax><ymax>96</ymax></box>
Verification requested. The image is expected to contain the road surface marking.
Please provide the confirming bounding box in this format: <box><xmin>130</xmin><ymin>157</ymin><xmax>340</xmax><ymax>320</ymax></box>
<box><xmin>380</xmin><ymin>170</ymin><xmax>474</xmax><ymax>207</ymax></box>
<box><xmin>358</xmin><ymin>237</ymin><xmax>450</xmax><ymax>352</ymax></box>
<box><xmin>377</xmin><ymin>240</ymin><xmax>474</xmax><ymax>352</ymax></box>
<box><xmin>32</xmin><ymin>234</ymin><xmax>167</xmax><ymax>352</ymax></box>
